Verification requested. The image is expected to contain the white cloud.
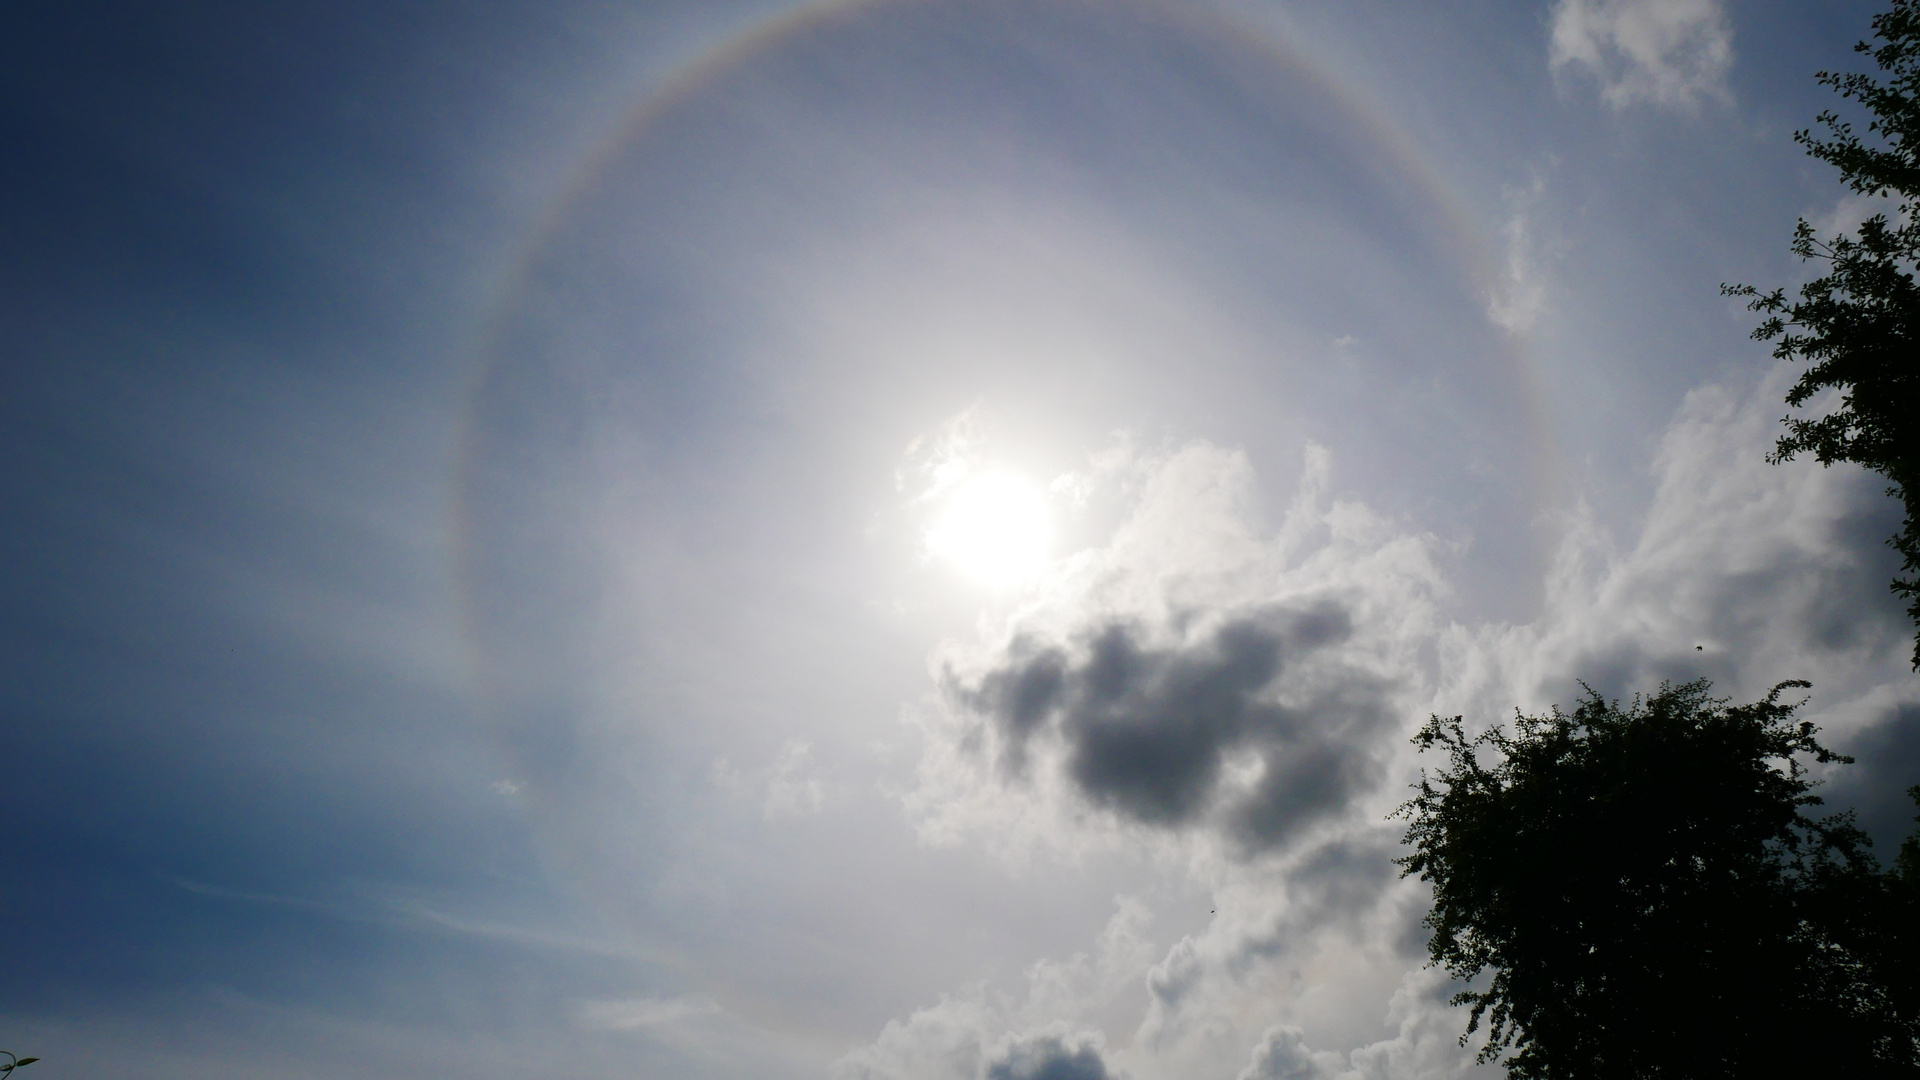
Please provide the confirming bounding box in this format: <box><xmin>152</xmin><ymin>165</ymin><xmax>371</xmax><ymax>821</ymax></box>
<box><xmin>1025</xmin><ymin>895</ymin><xmax>1160</xmax><ymax>1024</ymax></box>
<box><xmin>832</xmin><ymin>900</ymin><xmax>1151</xmax><ymax>1080</ymax></box>
<box><xmin>1238</xmin><ymin>1025</ymin><xmax>1331</xmax><ymax>1080</ymax></box>
<box><xmin>904</xmin><ymin>441</ymin><xmax>1447</xmax><ymax>868</ymax></box>
<box><xmin>1236</xmin><ymin>992</ymin><xmax>1487</xmax><ymax>1080</ymax></box>
<box><xmin>868</xmin><ymin>362</ymin><xmax>1917</xmax><ymax>1080</ymax></box>
<box><xmin>833</xmin><ymin>993</ymin><xmax>1001</xmax><ymax>1080</ymax></box>
<box><xmin>1549</xmin><ymin>0</ymin><xmax>1733</xmax><ymax>110</ymax></box>
<box><xmin>1435</xmin><ymin>364</ymin><xmax>1916</xmax><ymax>727</ymax></box>
<box><xmin>1330</xmin><ymin>968</ymin><xmax>1492</xmax><ymax>1080</ymax></box>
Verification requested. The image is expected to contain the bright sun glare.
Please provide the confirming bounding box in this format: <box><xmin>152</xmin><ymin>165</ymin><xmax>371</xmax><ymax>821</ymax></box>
<box><xmin>926</xmin><ymin>473</ymin><xmax>1052</xmax><ymax>587</ymax></box>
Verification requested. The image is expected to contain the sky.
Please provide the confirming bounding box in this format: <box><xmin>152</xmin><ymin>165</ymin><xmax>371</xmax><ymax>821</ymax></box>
<box><xmin>4</xmin><ymin>0</ymin><xmax>1918</xmax><ymax>1077</ymax></box>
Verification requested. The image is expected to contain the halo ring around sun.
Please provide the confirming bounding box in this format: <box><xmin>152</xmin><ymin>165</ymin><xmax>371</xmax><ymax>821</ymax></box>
<box><xmin>446</xmin><ymin>0</ymin><xmax>1556</xmax><ymax>903</ymax></box>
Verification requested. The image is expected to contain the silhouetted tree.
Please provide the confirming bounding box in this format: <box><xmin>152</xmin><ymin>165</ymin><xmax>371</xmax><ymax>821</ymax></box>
<box><xmin>1396</xmin><ymin>679</ymin><xmax>1920</xmax><ymax>1079</ymax></box>
<box><xmin>1726</xmin><ymin>0</ymin><xmax>1920</xmax><ymax>667</ymax></box>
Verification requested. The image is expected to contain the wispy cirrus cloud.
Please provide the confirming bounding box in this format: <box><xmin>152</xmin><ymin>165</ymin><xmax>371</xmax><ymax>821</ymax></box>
<box><xmin>1487</xmin><ymin>171</ymin><xmax>1552</xmax><ymax>335</ymax></box>
<box><xmin>575</xmin><ymin>996</ymin><xmax>721</xmax><ymax>1031</ymax></box>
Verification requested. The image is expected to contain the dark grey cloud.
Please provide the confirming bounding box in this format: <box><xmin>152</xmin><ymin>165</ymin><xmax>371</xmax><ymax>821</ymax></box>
<box><xmin>1830</xmin><ymin>701</ymin><xmax>1920</xmax><ymax>853</ymax></box>
<box><xmin>985</xmin><ymin>1031</ymin><xmax>1116</xmax><ymax>1080</ymax></box>
<box><xmin>947</xmin><ymin>601</ymin><xmax>1393</xmax><ymax>852</ymax></box>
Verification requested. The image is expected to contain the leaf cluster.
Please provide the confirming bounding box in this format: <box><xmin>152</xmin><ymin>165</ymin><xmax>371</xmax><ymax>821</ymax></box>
<box><xmin>1397</xmin><ymin>679</ymin><xmax>1920</xmax><ymax>1080</ymax></box>
<box><xmin>1725</xmin><ymin>0</ymin><xmax>1920</xmax><ymax>666</ymax></box>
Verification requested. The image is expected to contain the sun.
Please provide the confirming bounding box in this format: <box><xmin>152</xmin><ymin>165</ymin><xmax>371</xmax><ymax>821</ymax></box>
<box><xmin>926</xmin><ymin>472</ymin><xmax>1053</xmax><ymax>587</ymax></box>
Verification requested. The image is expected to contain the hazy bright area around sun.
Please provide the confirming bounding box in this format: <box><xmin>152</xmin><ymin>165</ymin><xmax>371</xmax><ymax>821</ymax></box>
<box><xmin>6</xmin><ymin>0</ymin><xmax>1919</xmax><ymax>1077</ymax></box>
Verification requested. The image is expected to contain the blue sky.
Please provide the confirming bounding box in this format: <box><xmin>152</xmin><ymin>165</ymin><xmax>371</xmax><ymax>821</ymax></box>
<box><xmin>4</xmin><ymin>1</ymin><xmax>1917</xmax><ymax>1077</ymax></box>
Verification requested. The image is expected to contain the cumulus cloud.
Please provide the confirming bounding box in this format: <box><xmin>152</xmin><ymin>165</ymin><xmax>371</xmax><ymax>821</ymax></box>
<box><xmin>946</xmin><ymin>603</ymin><xmax>1390</xmax><ymax>851</ymax></box>
<box><xmin>1436</xmin><ymin>365</ymin><xmax>1915</xmax><ymax>725</ymax></box>
<box><xmin>1424</xmin><ymin>366</ymin><xmax>1920</xmax><ymax>867</ymax></box>
<box><xmin>835</xmin><ymin>995</ymin><xmax>1002</xmax><ymax>1080</ymax></box>
<box><xmin>1131</xmin><ymin>835</ymin><xmax>1423</xmax><ymax>1060</ymax></box>
<box><xmin>834</xmin><ymin>900</ymin><xmax>1151</xmax><ymax>1080</ymax></box>
<box><xmin>1131</xmin><ymin>882</ymin><xmax>1497</xmax><ymax>1078</ymax></box>
<box><xmin>879</xmin><ymin>366</ymin><xmax>1916</xmax><ymax>1080</ymax></box>
<box><xmin>1231</xmin><ymin>972</ymin><xmax>1492</xmax><ymax>1080</ymax></box>
<box><xmin>1238</xmin><ymin>1025</ymin><xmax>1331</xmax><ymax>1080</ymax></box>
<box><xmin>1549</xmin><ymin>0</ymin><xmax>1733</xmax><ymax>109</ymax></box>
<box><xmin>1334</xmin><ymin>968</ymin><xmax>1495</xmax><ymax>1080</ymax></box>
<box><xmin>910</xmin><ymin>442</ymin><xmax>1444</xmax><ymax>863</ymax></box>
<box><xmin>842</xmin><ymin>1020</ymin><xmax>1124</xmax><ymax>1080</ymax></box>
<box><xmin>986</xmin><ymin>1030</ymin><xmax>1121</xmax><ymax>1080</ymax></box>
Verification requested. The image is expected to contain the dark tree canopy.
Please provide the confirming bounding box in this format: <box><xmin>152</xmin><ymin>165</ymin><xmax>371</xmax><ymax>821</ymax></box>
<box><xmin>1397</xmin><ymin>680</ymin><xmax>1920</xmax><ymax>1080</ymax></box>
<box><xmin>1726</xmin><ymin>0</ymin><xmax>1920</xmax><ymax>666</ymax></box>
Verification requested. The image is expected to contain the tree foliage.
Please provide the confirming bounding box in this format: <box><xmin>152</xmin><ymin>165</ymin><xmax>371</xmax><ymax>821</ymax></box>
<box><xmin>1397</xmin><ymin>679</ymin><xmax>1920</xmax><ymax>1080</ymax></box>
<box><xmin>1725</xmin><ymin>0</ymin><xmax>1920</xmax><ymax>667</ymax></box>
